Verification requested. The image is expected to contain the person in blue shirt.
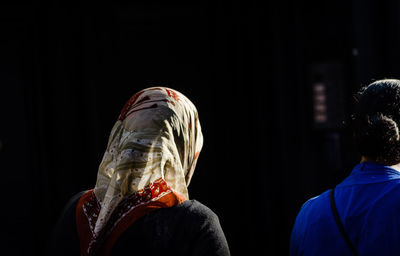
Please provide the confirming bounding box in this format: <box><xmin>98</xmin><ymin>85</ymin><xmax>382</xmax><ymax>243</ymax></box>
<box><xmin>290</xmin><ymin>79</ymin><xmax>400</xmax><ymax>256</ymax></box>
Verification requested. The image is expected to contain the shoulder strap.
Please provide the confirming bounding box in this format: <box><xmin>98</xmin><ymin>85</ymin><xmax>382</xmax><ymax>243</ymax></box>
<box><xmin>330</xmin><ymin>188</ymin><xmax>358</xmax><ymax>256</ymax></box>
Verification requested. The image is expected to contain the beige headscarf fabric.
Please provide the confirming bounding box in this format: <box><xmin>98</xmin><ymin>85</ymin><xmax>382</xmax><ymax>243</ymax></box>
<box><xmin>92</xmin><ymin>87</ymin><xmax>203</xmax><ymax>236</ymax></box>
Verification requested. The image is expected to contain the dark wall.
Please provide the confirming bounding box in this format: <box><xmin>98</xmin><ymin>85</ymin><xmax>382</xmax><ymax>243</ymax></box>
<box><xmin>1</xmin><ymin>0</ymin><xmax>400</xmax><ymax>255</ymax></box>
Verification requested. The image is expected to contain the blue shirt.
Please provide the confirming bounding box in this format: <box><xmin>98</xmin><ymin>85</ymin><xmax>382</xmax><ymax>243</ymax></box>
<box><xmin>290</xmin><ymin>162</ymin><xmax>400</xmax><ymax>256</ymax></box>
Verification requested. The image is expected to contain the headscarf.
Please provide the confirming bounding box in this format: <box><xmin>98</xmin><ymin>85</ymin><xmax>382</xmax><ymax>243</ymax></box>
<box><xmin>76</xmin><ymin>87</ymin><xmax>203</xmax><ymax>256</ymax></box>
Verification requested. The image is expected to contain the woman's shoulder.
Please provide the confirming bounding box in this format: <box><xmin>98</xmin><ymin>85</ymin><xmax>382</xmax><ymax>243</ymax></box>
<box><xmin>178</xmin><ymin>200</ymin><xmax>223</xmax><ymax>226</ymax></box>
<box><xmin>146</xmin><ymin>199</ymin><xmax>220</xmax><ymax>227</ymax></box>
<box><xmin>176</xmin><ymin>200</ymin><xmax>218</xmax><ymax>217</ymax></box>
<box><xmin>300</xmin><ymin>189</ymin><xmax>331</xmax><ymax>211</ymax></box>
<box><xmin>294</xmin><ymin>189</ymin><xmax>332</xmax><ymax>225</ymax></box>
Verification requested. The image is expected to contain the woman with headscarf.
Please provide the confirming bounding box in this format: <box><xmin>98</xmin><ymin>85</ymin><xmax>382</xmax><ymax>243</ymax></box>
<box><xmin>290</xmin><ymin>79</ymin><xmax>400</xmax><ymax>255</ymax></box>
<box><xmin>48</xmin><ymin>87</ymin><xmax>230</xmax><ymax>256</ymax></box>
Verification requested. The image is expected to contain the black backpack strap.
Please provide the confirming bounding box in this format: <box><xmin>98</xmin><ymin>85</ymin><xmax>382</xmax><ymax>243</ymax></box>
<box><xmin>330</xmin><ymin>187</ymin><xmax>358</xmax><ymax>256</ymax></box>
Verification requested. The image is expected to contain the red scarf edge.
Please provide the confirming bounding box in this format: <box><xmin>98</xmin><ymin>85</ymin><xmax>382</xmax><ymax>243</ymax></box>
<box><xmin>76</xmin><ymin>187</ymin><xmax>186</xmax><ymax>256</ymax></box>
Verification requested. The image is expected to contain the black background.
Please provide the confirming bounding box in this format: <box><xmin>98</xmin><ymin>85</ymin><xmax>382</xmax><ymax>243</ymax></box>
<box><xmin>1</xmin><ymin>0</ymin><xmax>400</xmax><ymax>255</ymax></box>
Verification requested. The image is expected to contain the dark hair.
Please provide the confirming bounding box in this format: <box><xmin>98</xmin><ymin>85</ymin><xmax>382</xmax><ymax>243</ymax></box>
<box><xmin>352</xmin><ymin>79</ymin><xmax>400</xmax><ymax>165</ymax></box>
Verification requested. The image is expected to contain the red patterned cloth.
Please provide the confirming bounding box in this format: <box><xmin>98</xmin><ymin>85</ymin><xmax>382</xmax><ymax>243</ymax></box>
<box><xmin>76</xmin><ymin>178</ymin><xmax>185</xmax><ymax>256</ymax></box>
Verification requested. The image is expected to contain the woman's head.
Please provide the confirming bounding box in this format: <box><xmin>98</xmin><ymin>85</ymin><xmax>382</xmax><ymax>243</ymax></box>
<box><xmin>92</xmin><ymin>87</ymin><xmax>203</xmax><ymax>234</ymax></box>
<box><xmin>352</xmin><ymin>79</ymin><xmax>400</xmax><ymax>165</ymax></box>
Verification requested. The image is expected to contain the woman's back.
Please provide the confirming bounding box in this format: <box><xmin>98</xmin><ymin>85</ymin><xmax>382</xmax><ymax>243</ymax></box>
<box><xmin>49</xmin><ymin>192</ymin><xmax>229</xmax><ymax>256</ymax></box>
<box><xmin>290</xmin><ymin>162</ymin><xmax>400</xmax><ymax>255</ymax></box>
<box><xmin>48</xmin><ymin>87</ymin><xmax>230</xmax><ymax>255</ymax></box>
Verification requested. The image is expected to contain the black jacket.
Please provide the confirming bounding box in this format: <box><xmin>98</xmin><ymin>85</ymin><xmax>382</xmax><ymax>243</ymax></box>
<box><xmin>48</xmin><ymin>192</ymin><xmax>230</xmax><ymax>256</ymax></box>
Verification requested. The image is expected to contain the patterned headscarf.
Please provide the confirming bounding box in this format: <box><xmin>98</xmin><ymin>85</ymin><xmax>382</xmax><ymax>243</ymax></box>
<box><xmin>76</xmin><ymin>87</ymin><xmax>203</xmax><ymax>256</ymax></box>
